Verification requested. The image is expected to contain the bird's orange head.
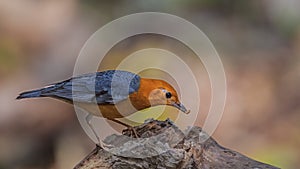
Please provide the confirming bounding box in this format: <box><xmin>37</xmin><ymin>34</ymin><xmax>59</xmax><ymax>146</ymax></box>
<box><xmin>130</xmin><ymin>78</ymin><xmax>190</xmax><ymax>114</ymax></box>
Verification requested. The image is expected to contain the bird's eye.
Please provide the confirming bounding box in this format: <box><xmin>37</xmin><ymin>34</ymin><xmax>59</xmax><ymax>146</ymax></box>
<box><xmin>165</xmin><ymin>92</ymin><xmax>172</xmax><ymax>98</ymax></box>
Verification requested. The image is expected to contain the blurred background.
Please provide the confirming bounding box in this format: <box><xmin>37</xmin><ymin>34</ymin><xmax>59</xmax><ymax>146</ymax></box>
<box><xmin>0</xmin><ymin>0</ymin><xmax>300</xmax><ymax>168</ymax></box>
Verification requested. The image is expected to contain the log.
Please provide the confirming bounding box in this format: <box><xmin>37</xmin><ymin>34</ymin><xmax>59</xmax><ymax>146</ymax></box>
<box><xmin>74</xmin><ymin>119</ymin><xmax>279</xmax><ymax>169</ymax></box>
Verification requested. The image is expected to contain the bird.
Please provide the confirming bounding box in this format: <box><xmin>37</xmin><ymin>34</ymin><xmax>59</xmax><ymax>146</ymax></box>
<box><xmin>17</xmin><ymin>70</ymin><xmax>190</xmax><ymax>146</ymax></box>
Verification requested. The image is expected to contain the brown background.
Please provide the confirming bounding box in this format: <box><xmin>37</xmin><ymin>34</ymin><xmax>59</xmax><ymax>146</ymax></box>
<box><xmin>0</xmin><ymin>1</ymin><xmax>299</xmax><ymax>169</ymax></box>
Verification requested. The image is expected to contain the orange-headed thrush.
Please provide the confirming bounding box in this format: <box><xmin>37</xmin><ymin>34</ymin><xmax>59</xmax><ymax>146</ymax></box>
<box><xmin>17</xmin><ymin>70</ymin><xmax>190</xmax><ymax>145</ymax></box>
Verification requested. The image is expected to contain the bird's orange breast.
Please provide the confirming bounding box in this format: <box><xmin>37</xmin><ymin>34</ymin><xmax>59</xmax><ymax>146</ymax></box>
<box><xmin>76</xmin><ymin>98</ymin><xmax>141</xmax><ymax>119</ymax></box>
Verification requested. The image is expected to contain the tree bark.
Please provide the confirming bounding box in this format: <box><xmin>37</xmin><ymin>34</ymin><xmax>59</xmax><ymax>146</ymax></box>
<box><xmin>74</xmin><ymin>119</ymin><xmax>279</xmax><ymax>169</ymax></box>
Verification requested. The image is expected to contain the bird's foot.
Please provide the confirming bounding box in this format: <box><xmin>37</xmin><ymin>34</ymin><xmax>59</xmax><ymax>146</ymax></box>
<box><xmin>122</xmin><ymin>126</ymin><xmax>139</xmax><ymax>138</ymax></box>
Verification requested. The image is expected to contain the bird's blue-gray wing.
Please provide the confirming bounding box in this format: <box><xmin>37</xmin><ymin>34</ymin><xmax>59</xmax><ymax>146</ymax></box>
<box><xmin>17</xmin><ymin>70</ymin><xmax>141</xmax><ymax>104</ymax></box>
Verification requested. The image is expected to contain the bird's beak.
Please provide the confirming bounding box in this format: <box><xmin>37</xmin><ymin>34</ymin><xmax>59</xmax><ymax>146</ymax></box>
<box><xmin>171</xmin><ymin>102</ymin><xmax>190</xmax><ymax>114</ymax></box>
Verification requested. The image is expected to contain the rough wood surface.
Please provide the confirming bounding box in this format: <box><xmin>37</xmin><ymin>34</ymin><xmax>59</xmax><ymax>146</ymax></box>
<box><xmin>74</xmin><ymin>119</ymin><xmax>279</xmax><ymax>169</ymax></box>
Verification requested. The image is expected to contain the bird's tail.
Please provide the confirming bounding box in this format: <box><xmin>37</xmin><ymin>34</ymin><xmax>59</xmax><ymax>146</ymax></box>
<box><xmin>16</xmin><ymin>89</ymin><xmax>43</xmax><ymax>100</ymax></box>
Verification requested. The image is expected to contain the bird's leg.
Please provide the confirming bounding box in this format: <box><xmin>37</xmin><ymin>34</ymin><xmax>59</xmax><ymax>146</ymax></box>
<box><xmin>109</xmin><ymin>119</ymin><xmax>139</xmax><ymax>138</ymax></box>
<box><xmin>85</xmin><ymin>114</ymin><xmax>102</xmax><ymax>147</ymax></box>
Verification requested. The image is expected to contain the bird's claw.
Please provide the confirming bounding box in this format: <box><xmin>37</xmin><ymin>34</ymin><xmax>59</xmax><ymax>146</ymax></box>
<box><xmin>122</xmin><ymin>126</ymin><xmax>139</xmax><ymax>138</ymax></box>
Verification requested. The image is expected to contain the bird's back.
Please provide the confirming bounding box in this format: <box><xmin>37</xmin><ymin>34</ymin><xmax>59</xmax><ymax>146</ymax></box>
<box><xmin>17</xmin><ymin>70</ymin><xmax>141</xmax><ymax>105</ymax></box>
